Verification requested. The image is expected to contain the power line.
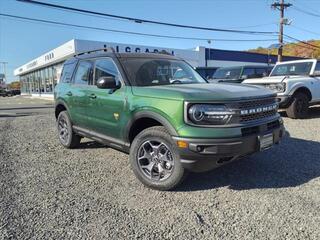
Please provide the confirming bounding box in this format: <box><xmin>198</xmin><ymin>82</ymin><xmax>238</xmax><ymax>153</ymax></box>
<box><xmin>284</xmin><ymin>34</ymin><xmax>320</xmax><ymax>50</ymax></box>
<box><xmin>283</xmin><ymin>40</ymin><xmax>318</xmax><ymax>52</ymax></box>
<box><xmin>292</xmin><ymin>5</ymin><xmax>320</xmax><ymax>18</ymax></box>
<box><xmin>17</xmin><ymin>0</ymin><xmax>278</xmax><ymax>35</ymax></box>
<box><xmin>17</xmin><ymin>0</ymin><xmax>275</xmax><ymax>31</ymax></box>
<box><xmin>0</xmin><ymin>13</ymin><xmax>278</xmax><ymax>43</ymax></box>
<box><xmin>289</xmin><ymin>25</ymin><xmax>320</xmax><ymax>37</ymax></box>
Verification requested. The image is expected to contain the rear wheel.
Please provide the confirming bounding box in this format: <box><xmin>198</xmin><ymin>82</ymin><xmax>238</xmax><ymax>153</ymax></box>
<box><xmin>286</xmin><ymin>92</ymin><xmax>309</xmax><ymax>119</ymax></box>
<box><xmin>129</xmin><ymin>126</ymin><xmax>186</xmax><ymax>191</ymax></box>
<box><xmin>57</xmin><ymin>111</ymin><xmax>81</xmax><ymax>148</ymax></box>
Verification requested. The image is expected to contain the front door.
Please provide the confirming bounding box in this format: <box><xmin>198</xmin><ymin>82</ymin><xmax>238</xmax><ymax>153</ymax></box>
<box><xmin>85</xmin><ymin>58</ymin><xmax>127</xmax><ymax>140</ymax></box>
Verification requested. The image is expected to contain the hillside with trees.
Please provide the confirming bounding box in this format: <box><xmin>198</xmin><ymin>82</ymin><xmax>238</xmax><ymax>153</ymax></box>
<box><xmin>248</xmin><ymin>40</ymin><xmax>320</xmax><ymax>59</ymax></box>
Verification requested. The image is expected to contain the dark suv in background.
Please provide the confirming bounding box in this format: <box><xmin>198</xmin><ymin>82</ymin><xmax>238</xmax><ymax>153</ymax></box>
<box><xmin>209</xmin><ymin>65</ymin><xmax>272</xmax><ymax>83</ymax></box>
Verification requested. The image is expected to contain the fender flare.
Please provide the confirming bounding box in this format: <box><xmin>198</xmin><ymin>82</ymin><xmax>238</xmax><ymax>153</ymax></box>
<box><xmin>54</xmin><ymin>99</ymin><xmax>71</xmax><ymax>119</ymax></box>
<box><xmin>288</xmin><ymin>84</ymin><xmax>312</xmax><ymax>99</ymax></box>
<box><xmin>125</xmin><ymin>111</ymin><xmax>178</xmax><ymax>142</ymax></box>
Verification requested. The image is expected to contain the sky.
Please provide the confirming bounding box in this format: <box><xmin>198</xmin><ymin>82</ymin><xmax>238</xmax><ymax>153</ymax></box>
<box><xmin>1</xmin><ymin>0</ymin><xmax>320</xmax><ymax>82</ymax></box>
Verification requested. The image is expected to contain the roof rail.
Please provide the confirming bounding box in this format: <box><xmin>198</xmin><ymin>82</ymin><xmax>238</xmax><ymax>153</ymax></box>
<box><xmin>74</xmin><ymin>47</ymin><xmax>116</xmax><ymax>57</ymax></box>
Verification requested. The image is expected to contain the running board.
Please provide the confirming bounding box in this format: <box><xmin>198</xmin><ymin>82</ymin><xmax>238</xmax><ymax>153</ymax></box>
<box><xmin>72</xmin><ymin>125</ymin><xmax>130</xmax><ymax>153</ymax></box>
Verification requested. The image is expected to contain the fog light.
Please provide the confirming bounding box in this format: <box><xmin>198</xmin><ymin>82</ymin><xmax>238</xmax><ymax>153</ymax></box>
<box><xmin>177</xmin><ymin>140</ymin><xmax>188</xmax><ymax>148</ymax></box>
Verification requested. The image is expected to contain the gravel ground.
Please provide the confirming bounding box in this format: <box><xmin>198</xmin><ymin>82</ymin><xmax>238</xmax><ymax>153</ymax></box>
<box><xmin>0</xmin><ymin>107</ymin><xmax>320</xmax><ymax>239</ymax></box>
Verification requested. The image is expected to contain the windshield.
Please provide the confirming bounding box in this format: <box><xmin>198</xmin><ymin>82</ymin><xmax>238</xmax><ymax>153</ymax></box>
<box><xmin>270</xmin><ymin>62</ymin><xmax>313</xmax><ymax>76</ymax></box>
<box><xmin>212</xmin><ymin>67</ymin><xmax>242</xmax><ymax>79</ymax></box>
<box><xmin>120</xmin><ymin>58</ymin><xmax>206</xmax><ymax>86</ymax></box>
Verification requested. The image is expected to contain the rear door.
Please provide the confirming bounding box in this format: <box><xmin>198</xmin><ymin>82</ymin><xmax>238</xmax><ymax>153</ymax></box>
<box><xmin>84</xmin><ymin>57</ymin><xmax>127</xmax><ymax>140</ymax></box>
<box><xmin>68</xmin><ymin>60</ymin><xmax>94</xmax><ymax>126</ymax></box>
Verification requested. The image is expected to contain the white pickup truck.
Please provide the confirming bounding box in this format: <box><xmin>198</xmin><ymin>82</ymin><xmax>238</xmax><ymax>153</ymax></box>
<box><xmin>243</xmin><ymin>59</ymin><xmax>320</xmax><ymax>119</ymax></box>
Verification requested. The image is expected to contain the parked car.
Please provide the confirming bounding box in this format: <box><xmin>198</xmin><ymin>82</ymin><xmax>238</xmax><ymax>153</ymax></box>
<box><xmin>243</xmin><ymin>59</ymin><xmax>320</xmax><ymax>119</ymax></box>
<box><xmin>209</xmin><ymin>65</ymin><xmax>272</xmax><ymax>83</ymax></box>
<box><xmin>10</xmin><ymin>89</ymin><xmax>21</xmax><ymax>95</ymax></box>
<box><xmin>54</xmin><ymin>49</ymin><xmax>284</xmax><ymax>190</ymax></box>
<box><xmin>0</xmin><ymin>88</ymin><xmax>12</xmax><ymax>97</ymax></box>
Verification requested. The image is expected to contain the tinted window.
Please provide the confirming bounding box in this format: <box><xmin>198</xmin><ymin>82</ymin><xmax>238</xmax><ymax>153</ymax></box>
<box><xmin>94</xmin><ymin>58</ymin><xmax>121</xmax><ymax>83</ymax></box>
<box><xmin>60</xmin><ymin>63</ymin><xmax>76</xmax><ymax>83</ymax></box>
<box><xmin>212</xmin><ymin>67</ymin><xmax>242</xmax><ymax>79</ymax></box>
<box><xmin>242</xmin><ymin>68</ymin><xmax>255</xmax><ymax>78</ymax></box>
<box><xmin>74</xmin><ymin>61</ymin><xmax>93</xmax><ymax>85</ymax></box>
<box><xmin>255</xmin><ymin>67</ymin><xmax>270</xmax><ymax>77</ymax></box>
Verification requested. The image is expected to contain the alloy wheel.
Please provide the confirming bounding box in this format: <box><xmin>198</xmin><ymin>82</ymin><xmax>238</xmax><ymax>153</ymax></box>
<box><xmin>137</xmin><ymin>140</ymin><xmax>174</xmax><ymax>181</ymax></box>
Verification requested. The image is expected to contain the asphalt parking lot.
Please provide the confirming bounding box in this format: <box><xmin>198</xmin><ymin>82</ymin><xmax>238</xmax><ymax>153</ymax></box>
<box><xmin>0</xmin><ymin>96</ymin><xmax>319</xmax><ymax>239</ymax></box>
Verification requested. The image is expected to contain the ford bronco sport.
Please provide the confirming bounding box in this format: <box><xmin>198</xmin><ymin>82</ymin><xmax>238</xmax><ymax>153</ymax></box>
<box><xmin>54</xmin><ymin>48</ymin><xmax>284</xmax><ymax>190</ymax></box>
<box><xmin>243</xmin><ymin>59</ymin><xmax>320</xmax><ymax>119</ymax></box>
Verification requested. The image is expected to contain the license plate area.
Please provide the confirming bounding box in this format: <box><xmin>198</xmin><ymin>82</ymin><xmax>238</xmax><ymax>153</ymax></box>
<box><xmin>259</xmin><ymin>133</ymin><xmax>274</xmax><ymax>151</ymax></box>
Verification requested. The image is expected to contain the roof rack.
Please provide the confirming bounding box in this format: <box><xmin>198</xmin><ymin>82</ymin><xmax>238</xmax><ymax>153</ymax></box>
<box><xmin>74</xmin><ymin>47</ymin><xmax>116</xmax><ymax>57</ymax></box>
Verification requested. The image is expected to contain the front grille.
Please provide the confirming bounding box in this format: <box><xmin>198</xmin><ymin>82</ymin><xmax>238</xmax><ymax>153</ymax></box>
<box><xmin>239</xmin><ymin>98</ymin><xmax>275</xmax><ymax>109</ymax></box>
<box><xmin>238</xmin><ymin>98</ymin><xmax>278</xmax><ymax>123</ymax></box>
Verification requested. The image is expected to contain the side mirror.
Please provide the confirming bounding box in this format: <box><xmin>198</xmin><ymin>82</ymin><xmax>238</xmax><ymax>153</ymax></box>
<box><xmin>97</xmin><ymin>76</ymin><xmax>120</xmax><ymax>89</ymax></box>
<box><xmin>310</xmin><ymin>70</ymin><xmax>320</xmax><ymax>77</ymax></box>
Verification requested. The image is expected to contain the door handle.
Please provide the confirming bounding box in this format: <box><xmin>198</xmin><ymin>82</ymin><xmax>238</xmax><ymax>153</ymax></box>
<box><xmin>66</xmin><ymin>91</ymin><xmax>72</xmax><ymax>96</ymax></box>
<box><xmin>89</xmin><ymin>94</ymin><xmax>97</xmax><ymax>99</ymax></box>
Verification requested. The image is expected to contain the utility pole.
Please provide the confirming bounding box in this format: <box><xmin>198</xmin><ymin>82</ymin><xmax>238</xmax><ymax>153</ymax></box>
<box><xmin>272</xmin><ymin>0</ymin><xmax>292</xmax><ymax>62</ymax></box>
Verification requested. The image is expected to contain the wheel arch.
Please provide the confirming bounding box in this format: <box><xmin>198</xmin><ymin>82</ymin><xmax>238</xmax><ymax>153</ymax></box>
<box><xmin>290</xmin><ymin>86</ymin><xmax>312</xmax><ymax>101</ymax></box>
<box><xmin>54</xmin><ymin>100</ymin><xmax>70</xmax><ymax>119</ymax></box>
<box><xmin>126</xmin><ymin>111</ymin><xmax>178</xmax><ymax>144</ymax></box>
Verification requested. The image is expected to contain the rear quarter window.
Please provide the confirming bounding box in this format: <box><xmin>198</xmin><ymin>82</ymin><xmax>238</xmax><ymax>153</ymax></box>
<box><xmin>60</xmin><ymin>61</ymin><xmax>77</xmax><ymax>83</ymax></box>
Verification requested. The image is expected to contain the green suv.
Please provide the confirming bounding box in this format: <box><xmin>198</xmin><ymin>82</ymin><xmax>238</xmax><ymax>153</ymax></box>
<box><xmin>54</xmin><ymin>49</ymin><xmax>285</xmax><ymax>190</ymax></box>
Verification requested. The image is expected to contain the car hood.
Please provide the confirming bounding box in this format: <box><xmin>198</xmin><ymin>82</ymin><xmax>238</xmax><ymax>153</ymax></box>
<box><xmin>243</xmin><ymin>75</ymin><xmax>307</xmax><ymax>84</ymax></box>
<box><xmin>131</xmin><ymin>83</ymin><xmax>275</xmax><ymax>101</ymax></box>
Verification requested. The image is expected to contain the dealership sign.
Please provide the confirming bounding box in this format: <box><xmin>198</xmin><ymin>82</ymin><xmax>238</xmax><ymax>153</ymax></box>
<box><xmin>15</xmin><ymin>39</ymin><xmax>203</xmax><ymax>76</ymax></box>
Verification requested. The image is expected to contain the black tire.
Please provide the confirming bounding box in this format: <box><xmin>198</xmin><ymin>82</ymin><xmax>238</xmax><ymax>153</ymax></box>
<box><xmin>129</xmin><ymin>126</ymin><xmax>187</xmax><ymax>191</ymax></box>
<box><xmin>57</xmin><ymin>111</ymin><xmax>81</xmax><ymax>148</ymax></box>
<box><xmin>286</xmin><ymin>92</ymin><xmax>309</xmax><ymax>119</ymax></box>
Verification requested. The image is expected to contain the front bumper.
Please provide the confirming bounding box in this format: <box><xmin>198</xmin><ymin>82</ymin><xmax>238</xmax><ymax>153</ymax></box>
<box><xmin>172</xmin><ymin>122</ymin><xmax>285</xmax><ymax>172</ymax></box>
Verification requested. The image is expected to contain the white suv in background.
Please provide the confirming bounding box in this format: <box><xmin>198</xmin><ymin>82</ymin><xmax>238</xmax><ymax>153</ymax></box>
<box><xmin>243</xmin><ymin>59</ymin><xmax>320</xmax><ymax>119</ymax></box>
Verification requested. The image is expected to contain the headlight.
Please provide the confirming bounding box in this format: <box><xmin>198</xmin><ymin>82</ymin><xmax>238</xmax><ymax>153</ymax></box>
<box><xmin>188</xmin><ymin>104</ymin><xmax>234</xmax><ymax>125</ymax></box>
<box><xmin>267</xmin><ymin>83</ymin><xmax>286</xmax><ymax>93</ymax></box>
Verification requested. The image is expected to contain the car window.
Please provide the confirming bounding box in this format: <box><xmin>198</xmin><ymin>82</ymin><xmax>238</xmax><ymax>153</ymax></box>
<box><xmin>315</xmin><ymin>61</ymin><xmax>320</xmax><ymax>72</ymax></box>
<box><xmin>270</xmin><ymin>62</ymin><xmax>313</xmax><ymax>76</ymax></box>
<box><xmin>242</xmin><ymin>68</ymin><xmax>256</xmax><ymax>78</ymax></box>
<box><xmin>121</xmin><ymin>58</ymin><xmax>206</xmax><ymax>86</ymax></box>
<box><xmin>255</xmin><ymin>68</ymin><xmax>270</xmax><ymax>77</ymax></box>
<box><xmin>94</xmin><ymin>58</ymin><xmax>121</xmax><ymax>83</ymax></box>
<box><xmin>212</xmin><ymin>67</ymin><xmax>241</xmax><ymax>79</ymax></box>
<box><xmin>60</xmin><ymin>62</ymin><xmax>76</xmax><ymax>83</ymax></box>
<box><xmin>74</xmin><ymin>61</ymin><xmax>93</xmax><ymax>85</ymax></box>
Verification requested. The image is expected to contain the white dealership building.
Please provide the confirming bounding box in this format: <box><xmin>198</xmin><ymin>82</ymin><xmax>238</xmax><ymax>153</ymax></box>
<box><xmin>14</xmin><ymin>39</ymin><xmax>300</xmax><ymax>97</ymax></box>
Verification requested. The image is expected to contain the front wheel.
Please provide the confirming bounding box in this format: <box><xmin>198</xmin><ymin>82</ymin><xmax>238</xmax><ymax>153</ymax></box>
<box><xmin>129</xmin><ymin>126</ymin><xmax>186</xmax><ymax>191</ymax></box>
<box><xmin>286</xmin><ymin>93</ymin><xmax>309</xmax><ymax>119</ymax></box>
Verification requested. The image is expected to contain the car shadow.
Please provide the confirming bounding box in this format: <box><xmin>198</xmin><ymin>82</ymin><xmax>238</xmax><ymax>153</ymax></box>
<box><xmin>77</xmin><ymin>141</ymin><xmax>107</xmax><ymax>149</ymax></box>
<box><xmin>308</xmin><ymin>105</ymin><xmax>320</xmax><ymax>118</ymax></box>
<box><xmin>176</xmin><ymin>135</ymin><xmax>320</xmax><ymax>192</ymax></box>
